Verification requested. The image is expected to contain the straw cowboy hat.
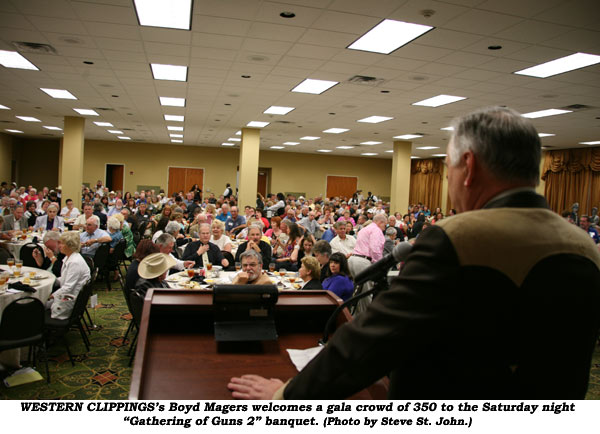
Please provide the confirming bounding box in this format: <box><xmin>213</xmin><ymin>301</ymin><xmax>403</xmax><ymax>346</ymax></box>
<box><xmin>138</xmin><ymin>253</ymin><xmax>176</xmax><ymax>279</ymax></box>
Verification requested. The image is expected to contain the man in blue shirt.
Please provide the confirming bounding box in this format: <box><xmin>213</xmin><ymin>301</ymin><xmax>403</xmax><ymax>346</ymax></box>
<box><xmin>580</xmin><ymin>215</ymin><xmax>599</xmax><ymax>244</ymax></box>
<box><xmin>225</xmin><ymin>206</ymin><xmax>246</xmax><ymax>236</ymax></box>
<box><xmin>216</xmin><ymin>203</ymin><xmax>231</xmax><ymax>222</ymax></box>
<box><xmin>80</xmin><ymin>216</ymin><xmax>111</xmax><ymax>257</ymax></box>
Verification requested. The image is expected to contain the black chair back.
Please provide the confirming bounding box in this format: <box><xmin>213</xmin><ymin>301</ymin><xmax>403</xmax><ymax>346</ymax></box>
<box><xmin>0</xmin><ymin>245</ymin><xmax>14</xmax><ymax>265</ymax></box>
<box><xmin>19</xmin><ymin>243</ymin><xmax>44</xmax><ymax>268</ymax></box>
<box><xmin>221</xmin><ymin>251</ymin><xmax>235</xmax><ymax>271</ymax></box>
<box><xmin>93</xmin><ymin>243</ymin><xmax>110</xmax><ymax>269</ymax></box>
<box><xmin>107</xmin><ymin>239</ymin><xmax>126</xmax><ymax>270</ymax></box>
<box><xmin>69</xmin><ymin>283</ymin><xmax>93</xmax><ymax>326</ymax></box>
<box><xmin>0</xmin><ymin>297</ymin><xmax>44</xmax><ymax>346</ymax></box>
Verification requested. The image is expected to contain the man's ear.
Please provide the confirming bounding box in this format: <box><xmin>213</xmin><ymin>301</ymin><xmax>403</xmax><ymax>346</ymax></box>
<box><xmin>463</xmin><ymin>151</ymin><xmax>476</xmax><ymax>187</ymax></box>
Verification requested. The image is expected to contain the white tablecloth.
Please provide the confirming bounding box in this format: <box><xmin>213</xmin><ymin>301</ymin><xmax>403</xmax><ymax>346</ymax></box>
<box><xmin>0</xmin><ymin>265</ymin><xmax>56</xmax><ymax>368</ymax></box>
<box><xmin>0</xmin><ymin>232</ymin><xmax>46</xmax><ymax>260</ymax></box>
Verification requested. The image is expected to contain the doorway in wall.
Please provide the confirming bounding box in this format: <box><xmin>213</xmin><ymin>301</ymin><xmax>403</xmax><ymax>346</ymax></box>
<box><xmin>168</xmin><ymin>167</ymin><xmax>204</xmax><ymax>197</ymax></box>
<box><xmin>326</xmin><ymin>175</ymin><xmax>357</xmax><ymax>200</ymax></box>
<box><xmin>105</xmin><ymin>164</ymin><xmax>124</xmax><ymax>192</ymax></box>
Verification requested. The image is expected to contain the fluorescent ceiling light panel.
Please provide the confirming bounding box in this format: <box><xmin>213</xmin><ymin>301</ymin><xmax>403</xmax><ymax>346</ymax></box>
<box><xmin>348</xmin><ymin>19</ymin><xmax>434</xmax><ymax>55</ymax></box>
<box><xmin>336</xmin><ymin>146</ymin><xmax>354</xmax><ymax>149</ymax></box>
<box><xmin>43</xmin><ymin>126</ymin><xmax>62</xmax><ymax>131</ymax></box>
<box><xmin>171</xmin><ymin>139</ymin><xmax>183</xmax><ymax>143</ymax></box>
<box><xmin>0</xmin><ymin>104</ymin><xmax>10</xmax><ymax>110</ymax></box>
<box><xmin>538</xmin><ymin>133</ymin><xmax>555</xmax><ymax>137</ymax></box>
<box><xmin>416</xmin><ymin>146</ymin><xmax>439</xmax><ymax>150</ymax></box>
<box><xmin>441</xmin><ymin>126</ymin><xmax>454</xmax><ymax>131</ymax></box>
<box><xmin>5</xmin><ymin>129</ymin><xmax>23</xmax><ymax>133</ymax></box>
<box><xmin>94</xmin><ymin>121</ymin><xmax>113</xmax><ymax>127</ymax></box>
<box><xmin>412</xmin><ymin>95</ymin><xmax>466</xmax><ymax>107</ymax></box>
<box><xmin>317</xmin><ymin>149</ymin><xmax>332</xmax><ymax>153</ymax></box>
<box><xmin>159</xmin><ymin>97</ymin><xmax>185</xmax><ymax>107</ymax></box>
<box><xmin>361</xmin><ymin>141</ymin><xmax>382</xmax><ymax>145</ymax></box>
<box><xmin>134</xmin><ymin>0</ymin><xmax>192</xmax><ymax>30</ymax></box>
<box><xmin>300</xmin><ymin>136</ymin><xmax>320</xmax><ymax>140</ymax></box>
<box><xmin>108</xmin><ymin>130</ymin><xmax>124</xmax><ymax>134</ymax></box>
<box><xmin>522</xmin><ymin>109</ymin><xmax>571</xmax><ymax>119</ymax></box>
<box><xmin>170</xmin><ymin>133</ymin><xmax>183</xmax><ymax>138</ymax></box>
<box><xmin>357</xmin><ymin>116</ymin><xmax>393</xmax><ymax>123</ymax></box>
<box><xmin>361</xmin><ymin>153</ymin><xmax>378</xmax><ymax>156</ymax></box>
<box><xmin>235</xmin><ymin>130</ymin><xmax>241</xmax><ymax>135</ymax></box>
<box><xmin>580</xmin><ymin>141</ymin><xmax>600</xmax><ymax>145</ymax></box>
<box><xmin>394</xmin><ymin>134</ymin><xmax>422</xmax><ymax>140</ymax></box>
<box><xmin>0</xmin><ymin>50</ymin><xmax>39</xmax><ymax>70</ymax></box>
<box><xmin>40</xmin><ymin>88</ymin><xmax>77</xmax><ymax>99</ymax></box>
<box><xmin>228</xmin><ymin>138</ymin><xmax>241</xmax><ymax>142</ymax></box>
<box><xmin>151</xmin><ymin>63</ymin><xmax>188</xmax><ymax>81</ymax></box>
<box><xmin>263</xmin><ymin>106</ymin><xmax>295</xmax><ymax>115</ymax></box>
<box><xmin>164</xmin><ymin>115</ymin><xmax>184</xmax><ymax>122</ymax></box>
<box><xmin>291</xmin><ymin>78</ymin><xmax>338</xmax><ymax>95</ymax></box>
<box><xmin>16</xmin><ymin>116</ymin><xmax>41</xmax><ymax>122</ymax></box>
<box><xmin>410</xmin><ymin>156</ymin><xmax>419</xmax><ymax>159</ymax></box>
<box><xmin>323</xmin><ymin>128</ymin><xmax>349</xmax><ymax>134</ymax></box>
<box><xmin>221</xmin><ymin>143</ymin><xmax>235</xmax><ymax>146</ymax></box>
<box><xmin>283</xmin><ymin>142</ymin><xmax>299</xmax><ymax>145</ymax></box>
<box><xmin>167</xmin><ymin>126</ymin><xmax>184</xmax><ymax>131</ymax></box>
<box><xmin>270</xmin><ymin>146</ymin><xmax>284</xmax><ymax>149</ymax></box>
<box><xmin>385</xmin><ymin>150</ymin><xmax>394</xmax><ymax>153</ymax></box>
<box><xmin>246</xmin><ymin>121</ymin><xmax>269</xmax><ymax>128</ymax></box>
<box><xmin>73</xmin><ymin>108</ymin><xmax>99</xmax><ymax>116</ymax></box>
<box><xmin>432</xmin><ymin>154</ymin><xmax>447</xmax><ymax>157</ymax></box>
<box><xmin>118</xmin><ymin>136</ymin><xmax>131</xmax><ymax>140</ymax></box>
<box><xmin>514</xmin><ymin>53</ymin><xmax>600</xmax><ymax>78</ymax></box>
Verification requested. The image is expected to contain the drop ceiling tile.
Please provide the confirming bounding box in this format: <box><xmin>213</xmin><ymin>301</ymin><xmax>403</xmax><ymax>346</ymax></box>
<box><xmin>286</xmin><ymin>43</ymin><xmax>341</xmax><ymax>60</ymax></box>
<box><xmin>71</xmin><ymin>2</ymin><xmax>135</xmax><ymax>24</ymax></box>
<box><xmin>387</xmin><ymin>0</ymin><xmax>470</xmax><ymax>27</ymax></box>
<box><xmin>545</xmin><ymin>29</ymin><xmax>600</xmax><ymax>52</ymax></box>
<box><xmin>436</xmin><ymin>51</ymin><xmax>496</xmax><ymax>68</ymax></box>
<box><xmin>94</xmin><ymin>37</ymin><xmax>144</xmax><ymax>52</ymax></box>
<box><xmin>254</xmin><ymin>1</ymin><xmax>323</xmax><ymax>27</ymax></box>
<box><xmin>311</xmin><ymin>10</ymin><xmax>380</xmax><ymax>34</ymax></box>
<box><xmin>494</xmin><ymin>20</ymin><xmax>571</xmax><ymax>44</ymax></box>
<box><xmin>84</xmin><ymin>22</ymin><xmax>140</xmax><ymax>39</ymax></box>
<box><xmin>477</xmin><ymin>0</ymin><xmax>565</xmax><ymax>17</ymax></box>
<box><xmin>328</xmin><ymin>0</ymin><xmax>400</xmax><ymax>17</ymax></box>
<box><xmin>28</xmin><ymin>16</ymin><xmax>88</xmax><ymax>34</ymax></box>
<box><xmin>240</xmin><ymin>38</ymin><xmax>292</xmax><ymax>55</ymax></box>
<box><xmin>443</xmin><ymin>9</ymin><xmax>522</xmax><ymax>35</ymax></box>
<box><xmin>396</xmin><ymin>44</ymin><xmax>455</xmax><ymax>62</ymax></box>
<box><xmin>140</xmin><ymin>27</ymin><xmax>192</xmax><ymax>45</ymax></box>
<box><xmin>190</xmin><ymin>46</ymin><xmax>238</xmax><ymax>61</ymax></box>
<box><xmin>11</xmin><ymin>0</ymin><xmax>77</xmax><ymax>19</ymax></box>
<box><xmin>277</xmin><ymin>55</ymin><xmax>324</xmax><ymax>70</ymax></box>
<box><xmin>376</xmin><ymin>56</ymin><xmax>427</xmax><ymax>71</ymax></box>
<box><xmin>103</xmin><ymin>49</ymin><xmax>147</xmax><ymax>62</ymax></box>
<box><xmin>144</xmin><ymin>41</ymin><xmax>190</xmax><ymax>57</ymax></box>
<box><xmin>417</xmin><ymin>29</ymin><xmax>483</xmax><ymax>50</ymax></box>
<box><xmin>415</xmin><ymin>62</ymin><xmax>467</xmax><ymax>76</ymax></box>
<box><xmin>534</xmin><ymin>0</ymin><xmax>599</xmax><ymax>29</ymax></box>
<box><xmin>247</xmin><ymin>22</ymin><xmax>306</xmax><ymax>42</ymax></box>
<box><xmin>478</xmin><ymin>57</ymin><xmax>532</xmax><ymax>73</ymax></box>
<box><xmin>269</xmin><ymin>66</ymin><xmax>315</xmax><ymax>78</ymax></box>
<box><xmin>192</xmin><ymin>33</ymin><xmax>244</xmax><ymax>50</ymax></box>
<box><xmin>193</xmin><ymin>0</ymin><xmax>262</xmax><ymax>20</ymax></box>
<box><xmin>298</xmin><ymin>29</ymin><xmax>356</xmax><ymax>49</ymax></box>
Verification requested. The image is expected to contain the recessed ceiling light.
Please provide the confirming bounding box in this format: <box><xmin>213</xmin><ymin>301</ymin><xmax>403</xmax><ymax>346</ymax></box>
<box><xmin>228</xmin><ymin>138</ymin><xmax>241</xmax><ymax>142</ymax></box>
<box><xmin>270</xmin><ymin>146</ymin><xmax>284</xmax><ymax>149</ymax></box>
<box><xmin>167</xmin><ymin>126</ymin><xmax>184</xmax><ymax>131</ymax></box>
<box><xmin>40</xmin><ymin>88</ymin><xmax>77</xmax><ymax>99</ymax></box>
<box><xmin>416</xmin><ymin>146</ymin><xmax>439</xmax><ymax>150</ymax></box>
<box><xmin>441</xmin><ymin>126</ymin><xmax>454</xmax><ymax>131</ymax></box>
<box><xmin>317</xmin><ymin>149</ymin><xmax>332</xmax><ymax>153</ymax></box>
<box><xmin>43</xmin><ymin>126</ymin><xmax>62</xmax><ymax>131</ymax></box>
<box><xmin>336</xmin><ymin>146</ymin><xmax>354</xmax><ymax>149</ymax></box>
<box><xmin>538</xmin><ymin>133</ymin><xmax>555</xmax><ymax>137</ymax></box>
<box><xmin>247</xmin><ymin>121</ymin><xmax>269</xmax><ymax>128</ymax></box>
<box><xmin>522</xmin><ymin>109</ymin><xmax>572</xmax><ymax>119</ymax></box>
<box><xmin>361</xmin><ymin>152</ymin><xmax>378</xmax><ymax>156</ymax></box>
<box><xmin>385</xmin><ymin>150</ymin><xmax>394</xmax><ymax>153</ymax></box>
<box><xmin>280</xmin><ymin>11</ymin><xmax>295</xmax><ymax>18</ymax></box>
<box><xmin>412</xmin><ymin>95</ymin><xmax>466</xmax><ymax>107</ymax></box>
<box><xmin>73</xmin><ymin>108</ymin><xmax>99</xmax><ymax>116</ymax></box>
<box><xmin>432</xmin><ymin>154</ymin><xmax>447</xmax><ymax>157</ymax></box>
<box><xmin>171</xmin><ymin>139</ymin><xmax>183</xmax><ymax>143</ymax></box>
<box><xmin>361</xmin><ymin>141</ymin><xmax>382</xmax><ymax>145</ymax></box>
<box><xmin>394</xmin><ymin>134</ymin><xmax>423</xmax><ymax>140</ymax></box>
<box><xmin>134</xmin><ymin>0</ymin><xmax>192</xmax><ymax>30</ymax></box>
<box><xmin>580</xmin><ymin>141</ymin><xmax>600</xmax><ymax>145</ymax></box>
<box><xmin>164</xmin><ymin>115</ymin><xmax>184</xmax><ymax>122</ymax></box>
<box><xmin>16</xmin><ymin>116</ymin><xmax>41</xmax><ymax>122</ymax></box>
<box><xmin>5</xmin><ymin>129</ymin><xmax>23</xmax><ymax>133</ymax></box>
<box><xmin>283</xmin><ymin>142</ymin><xmax>299</xmax><ymax>145</ymax></box>
<box><xmin>170</xmin><ymin>133</ymin><xmax>183</xmax><ymax>138</ymax></box>
<box><xmin>357</xmin><ymin>116</ymin><xmax>393</xmax><ymax>124</ymax></box>
<box><xmin>221</xmin><ymin>142</ymin><xmax>235</xmax><ymax>146</ymax></box>
<box><xmin>159</xmin><ymin>97</ymin><xmax>185</xmax><ymax>107</ymax></box>
<box><xmin>291</xmin><ymin>78</ymin><xmax>338</xmax><ymax>95</ymax></box>
<box><xmin>323</xmin><ymin>128</ymin><xmax>349</xmax><ymax>134</ymax></box>
<box><xmin>348</xmin><ymin>19</ymin><xmax>434</xmax><ymax>55</ymax></box>
<box><xmin>108</xmin><ymin>130</ymin><xmax>124</xmax><ymax>134</ymax></box>
<box><xmin>410</xmin><ymin>156</ymin><xmax>419</xmax><ymax>159</ymax></box>
<box><xmin>118</xmin><ymin>136</ymin><xmax>131</xmax><ymax>140</ymax></box>
<box><xmin>514</xmin><ymin>52</ymin><xmax>600</xmax><ymax>78</ymax></box>
<box><xmin>235</xmin><ymin>130</ymin><xmax>241</xmax><ymax>135</ymax></box>
<box><xmin>0</xmin><ymin>104</ymin><xmax>10</xmax><ymax>110</ymax></box>
<box><xmin>0</xmin><ymin>50</ymin><xmax>39</xmax><ymax>70</ymax></box>
<box><xmin>300</xmin><ymin>136</ymin><xmax>320</xmax><ymax>140</ymax></box>
<box><xmin>263</xmin><ymin>106</ymin><xmax>295</xmax><ymax>115</ymax></box>
<box><xmin>94</xmin><ymin>121</ymin><xmax>114</xmax><ymax>127</ymax></box>
<box><xmin>150</xmin><ymin>63</ymin><xmax>188</xmax><ymax>81</ymax></box>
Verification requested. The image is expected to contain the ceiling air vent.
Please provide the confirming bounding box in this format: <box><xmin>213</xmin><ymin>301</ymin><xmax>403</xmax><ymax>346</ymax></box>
<box><xmin>11</xmin><ymin>41</ymin><xmax>57</xmax><ymax>55</ymax></box>
<box><xmin>347</xmin><ymin>75</ymin><xmax>385</xmax><ymax>86</ymax></box>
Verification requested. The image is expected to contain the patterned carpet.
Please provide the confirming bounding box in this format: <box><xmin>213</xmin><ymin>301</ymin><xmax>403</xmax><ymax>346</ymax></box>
<box><xmin>1</xmin><ymin>278</ymin><xmax>599</xmax><ymax>400</ymax></box>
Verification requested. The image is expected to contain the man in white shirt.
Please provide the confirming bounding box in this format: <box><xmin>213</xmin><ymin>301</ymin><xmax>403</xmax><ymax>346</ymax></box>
<box><xmin>73</xmin><ymin>204</ymin><xmax>94</xmax><ymax>230</ymax></box>
<box><xmin>60</xmin><ymin>198</ymin><xmax>80</xmax><ymax>220</ymax></box>
<box><xmin>330</xmin><ymin>221</ymin><xmax>356</xmax><ymax>258</ymax></box>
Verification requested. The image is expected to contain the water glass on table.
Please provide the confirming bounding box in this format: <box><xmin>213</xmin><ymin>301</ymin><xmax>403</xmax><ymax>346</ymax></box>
<box><xmin>14</xmin><ymin>259</ymin><xmax>23</xmax><ymax>277</ymax></box>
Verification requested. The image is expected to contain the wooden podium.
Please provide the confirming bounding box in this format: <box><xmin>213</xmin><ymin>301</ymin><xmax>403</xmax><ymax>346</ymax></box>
<box><xmin>129</xmin><ymin>289</ymin><xmax>386</xmax><ymax>399</ymax></box>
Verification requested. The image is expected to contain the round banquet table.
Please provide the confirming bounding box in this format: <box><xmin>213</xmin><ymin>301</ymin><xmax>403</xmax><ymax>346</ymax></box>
<box><xmin>0</xmin><ymin>265</ymin><xmax>56</xmax><ymax>369</ymax></box>
<box><xmin>0</xmin><ymin>231</ymin><xmax>48</xmax><ymax>260</ymax></box>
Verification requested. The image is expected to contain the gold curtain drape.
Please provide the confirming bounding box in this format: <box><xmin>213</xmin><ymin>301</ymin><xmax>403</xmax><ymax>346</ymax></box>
<box><xmin>409</xmin><ymin>158</ymin><xmax>444</xmax><ymax>211</ymax></box>
<box><xmin>542</xmin><ymin>147</ymin><xmax>600</xmax><ymax>214</ymax></box>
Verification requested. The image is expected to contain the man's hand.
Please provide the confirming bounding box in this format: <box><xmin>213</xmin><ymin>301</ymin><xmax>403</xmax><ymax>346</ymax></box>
<box><xmin>228</xmin><ymin>375</ymin><xmax>284</xmax><ymax>400</ymax></box>
<box><xmin>234</xmin><ymin>272</ymin><xmax>249</xmax><ymax>284</ymax></box>
<box><xmin>183</xmin><ymin>261</ymin><xmax>195</xmax><ymax>269</ymax></box>
<box><xmin>196</xmin><ymin>244</ymin><xmax>209</xmax><ymax>256</ymax></box>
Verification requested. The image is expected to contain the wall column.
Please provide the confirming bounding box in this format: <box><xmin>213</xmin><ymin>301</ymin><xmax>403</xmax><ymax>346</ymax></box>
<box><xmin>238</xmin><ymin>128</ymin><xmax>260</xmax><ymax>208</ymax></box>
<box><xmin>441</xmin><ymin>162</ymin><xmax>449</xmax><ymax>214</ymax></box>
<box><xmin>390</xmin><ymin>140</ymin><xmax>412</xmax><ymax>215</ymax></box>
<box><xmin>60</xmin><ymin>116</ymin><xmax>85</xmax><ymax>209</ymax></box>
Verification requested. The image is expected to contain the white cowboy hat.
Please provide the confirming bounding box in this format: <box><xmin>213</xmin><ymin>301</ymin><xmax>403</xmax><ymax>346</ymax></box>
<box><xmin>138</xmin><ymin>253</ymin><xmax>177</xmax><ymax>279</ymax></box>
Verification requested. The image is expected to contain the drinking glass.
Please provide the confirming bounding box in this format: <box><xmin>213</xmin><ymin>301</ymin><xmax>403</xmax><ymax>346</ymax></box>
<box><xmin>269</xmin><ymin>263</ymin><xmax>276</xmax><ymax>273</ymax></box>
<box><xmin>235</xmin><ymin>262</ymin><xmax>241</xmax><ymax>271</ymax></box>
<box><xmin>187</xmin><ymin>268</ymin><xmax>195</xmax><ymax>278</ymax></box>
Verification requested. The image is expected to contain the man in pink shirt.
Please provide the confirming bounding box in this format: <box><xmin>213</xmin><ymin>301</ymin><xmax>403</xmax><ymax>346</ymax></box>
<box><xmin>348</xmin><ymin>213</ymin><xmax>387</xmax><ymax>313</ymax></box>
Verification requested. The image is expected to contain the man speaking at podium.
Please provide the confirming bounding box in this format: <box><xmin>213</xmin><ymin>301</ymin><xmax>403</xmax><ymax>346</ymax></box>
<box><xmin>228</xmin><ymin>107</ymin><xmax>600</xmax><ymax>399</ymax></box>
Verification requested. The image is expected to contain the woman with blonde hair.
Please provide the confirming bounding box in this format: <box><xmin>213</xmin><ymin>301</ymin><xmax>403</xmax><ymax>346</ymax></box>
<box><xmin>210</xmin><ymin>219</ymin><xmax>232</xmax><ymax>253</ymax></box>
<box><xmin>205</xmin><ymin>203</ymin><xmax>217</xmax><ymax>224</ymax></box>
<box><xmin>299</xmin><ymin>256</ymin><xmax>322</xmax><ymax>289</ymax></box>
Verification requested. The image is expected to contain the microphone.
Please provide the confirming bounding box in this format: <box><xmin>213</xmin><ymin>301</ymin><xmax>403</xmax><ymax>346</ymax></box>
<box><xmin>353</xmin><ymin>241</ymin><xmax>412</xmax><ymax>285</ymax></box>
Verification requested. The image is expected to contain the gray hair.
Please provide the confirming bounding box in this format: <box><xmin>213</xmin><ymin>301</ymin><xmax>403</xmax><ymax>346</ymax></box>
<box><xmin>87</xmin><ymin>215</ymin><xmax>100</xmax><ymax>226</ymax></box>
<box><xmin>165</xmin><ymin>221</ymin><xmax>181</xmax><ymax>235</ymax></box>
<box><xmin>156</xmin><ymin>233</ymin><xmax>175</xmax><ymax>247</ymax></box>
<box><xmin>60</xmin><ymin>231</ymin><xmax>81</xmax><ymax>252</ymax></box>
<box><xmin>239</xmin><ymin>249</ymin><xmax>263</xmax><ymax>264</ymax></box>
<box><xmin>312</xmin><ymin>240</ymin><xmax>332</xmax><ymax>258</ymax></box>
<box><xmin>373</xmin><ymin>214</ymin><xmax>388</xmax><ymax>224</ymax></box>
<box><xmin>449</xmin><ymin>106</ymin><xmax>541</xmax><ymax>185</ymax></box>
<box><xmin>43</xmin><ymin>231</ymin><xmax>61</xmax><ymax>243</ymax></box>
<box><xmin>107</xmin><ymin>216</ymin><xmax>121</xmax><ymax>231</ymax></box>
<box><xmin>385</xmin><ymin>227</ymin><xmax>397</xmax><ymax>237</ymax></box>
<box><xmin>47</xmin><ymin>204</ymin><xmax>58</xmax><ymax>212</ymax></box>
